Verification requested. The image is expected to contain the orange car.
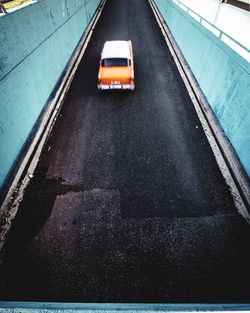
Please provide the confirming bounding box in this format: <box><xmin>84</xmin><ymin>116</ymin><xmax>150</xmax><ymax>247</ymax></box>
<box><xmin>97</xmin><ymin>40</ymin><xmax>135</xmax><ymax>90</ymax></box>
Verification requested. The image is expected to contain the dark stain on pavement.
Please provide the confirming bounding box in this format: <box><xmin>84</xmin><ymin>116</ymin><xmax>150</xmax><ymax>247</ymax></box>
<box><xmin>3</xmin><ymin>166</ymin><xmax>83</xmax><ymax>250</ymax></box>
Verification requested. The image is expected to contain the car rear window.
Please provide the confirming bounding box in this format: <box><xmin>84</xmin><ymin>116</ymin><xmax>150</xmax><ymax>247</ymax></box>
<box><xmin>102</xmin><ymin>58</ymin><xmax>131</xmax><ymax>67</ymax></box>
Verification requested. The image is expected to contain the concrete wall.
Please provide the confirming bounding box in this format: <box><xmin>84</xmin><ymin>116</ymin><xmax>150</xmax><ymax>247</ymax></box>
<box><xmin>154</xmin><ymin>0</ymin><xmax>250</xmax><ymax>178</ymax></box>
<box><xmin>0</xmin><ymin>0</ymin><xmax>101</xmax><ymax>188</ymax></box>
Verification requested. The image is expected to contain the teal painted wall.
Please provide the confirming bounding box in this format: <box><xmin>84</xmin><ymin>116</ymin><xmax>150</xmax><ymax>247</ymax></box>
<box><xmin>155</xmin><ymin>0</ymin><xmax>250</xmax><ymax>177</ymax></box>
<box><xmin>0</xmin><ymin>0</ymin><xmax>101</xmax><ymax>188</ymax></box>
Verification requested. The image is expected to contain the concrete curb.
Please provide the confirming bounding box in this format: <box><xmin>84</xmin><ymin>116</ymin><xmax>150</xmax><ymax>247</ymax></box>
<box><xmin>148</xmin><ymin>0</ymin><xmax>250</xmax><ymax>221</ymax></box>
<box><xmin>0</xmin><ymin>0</ymin><xmax>107</xmax><ymax>251</ymax></box>
<box><xmin>0</xmin><ymin>302</ymin><xmax>250</xmax><ymax>311</ymax></box>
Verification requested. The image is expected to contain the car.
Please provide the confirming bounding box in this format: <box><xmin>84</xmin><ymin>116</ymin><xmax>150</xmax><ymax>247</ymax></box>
<box><xmin>97</xmin><ymin>40</ymin><xmax>135</xmax><ymax>90</ymax></box>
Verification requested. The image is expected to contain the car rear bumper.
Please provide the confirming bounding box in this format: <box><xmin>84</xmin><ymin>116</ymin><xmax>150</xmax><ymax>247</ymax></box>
<box><xmin>98</xmin><ymin>83</ymin><xmax>135</xmax><ymax>90</ymax></box>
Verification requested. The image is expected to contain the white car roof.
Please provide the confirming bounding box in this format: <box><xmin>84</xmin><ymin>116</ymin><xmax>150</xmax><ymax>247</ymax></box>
<box><xmin>101</xmin><ymin>40</ymin><xmax>131</xmax><ymax>60</ymax></box>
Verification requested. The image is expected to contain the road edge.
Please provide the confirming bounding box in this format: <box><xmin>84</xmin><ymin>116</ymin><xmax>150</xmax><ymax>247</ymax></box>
<box><xmin>0</xmin><ymin>0</ymin><xmax>107</xmax><ymax>251</ymax></box>
<box><xmin>148</xmin><ymin>0</ymin><xmax>250</xmax><ymax>222</ymax></box>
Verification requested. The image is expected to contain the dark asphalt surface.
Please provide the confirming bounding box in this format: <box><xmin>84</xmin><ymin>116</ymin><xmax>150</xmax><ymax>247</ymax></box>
<box><xmin>227</xmin><ymin>0</ymin><xmax>250</xmax><ymax>11</ymax></box>
<box><xmin>1</xmin><ymin>0</ymin><xmax>250</xmax><ymax>303</ymax></box>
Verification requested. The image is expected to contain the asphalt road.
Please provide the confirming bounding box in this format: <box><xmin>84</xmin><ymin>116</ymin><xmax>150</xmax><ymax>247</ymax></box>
<box><xmin>227</xmin><ymin>0</ymin><xmax>250</xmax><ymax>11</ymax></box>
<box><xmin>1</xmin><ymin>0</ymin><xmax>250</xmax><ymax>303</ymax></box>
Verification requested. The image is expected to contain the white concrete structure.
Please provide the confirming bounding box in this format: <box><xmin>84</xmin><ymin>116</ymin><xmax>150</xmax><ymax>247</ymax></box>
<box><xmin>173</xmin><ymin>0</ymin><xmax>250</xmax><ymax>60</ymax></box>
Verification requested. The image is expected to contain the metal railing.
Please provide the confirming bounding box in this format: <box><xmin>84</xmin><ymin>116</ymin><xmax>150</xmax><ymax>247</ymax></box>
<box><xmin>171</xmin><ymin>0</ymin><xmax>250</xmax><ymax>62</ymax></box>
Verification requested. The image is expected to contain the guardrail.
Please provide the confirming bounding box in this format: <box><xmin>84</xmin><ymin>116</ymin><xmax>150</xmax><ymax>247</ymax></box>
<box><xmin>151</xmin><ymin>0</ymin><xmax>250</xmax><ymax>210</ymax></box>
<box><xmin>171</xmin><ymin>0</ymin><xmax>250</xmax><ymax>63</ymax></box>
